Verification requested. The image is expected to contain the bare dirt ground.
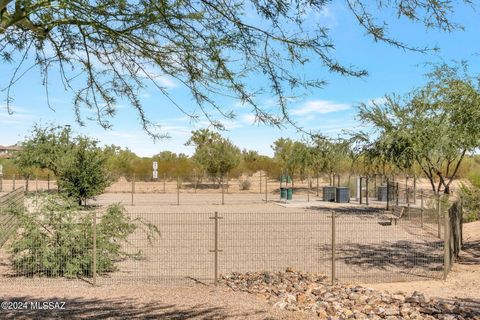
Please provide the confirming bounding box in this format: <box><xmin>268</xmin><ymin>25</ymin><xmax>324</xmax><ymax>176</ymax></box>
<box><xmin>0</xmin><ymin>177</ymin><xmax>477</xmax><ymax>319</ymax></box>
<box><xmin>0</xmin><ymin>284</ymin><xmax>305</xmax><ymax>319</ymax></box>
<box><xmin>365</xmin><ymin>220</ymin><xmax>480</xmax><ymax>301</ymax></box>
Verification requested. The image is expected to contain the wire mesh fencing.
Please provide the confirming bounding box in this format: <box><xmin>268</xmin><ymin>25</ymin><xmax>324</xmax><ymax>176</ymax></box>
<box><xmin>0</xmin><ymin>187</ymin><xmax>24</xmax><ymax>247</ymax></box>
<box><xmin>0</xmin><ymin>192</ymin><xmax>461</xmax><ymax>287</ymax></box>
<box><xmin>333</xmin><ymin>208</ymin><xmax>444</xmax><ymax>283</ymax></box>
<box><xmin>0</xmin><ymin>174</ymin><xmax>56</xmax><ymax>193</ymax></box>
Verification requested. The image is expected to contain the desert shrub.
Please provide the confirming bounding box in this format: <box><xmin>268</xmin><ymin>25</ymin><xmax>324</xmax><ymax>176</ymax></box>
<box><xmin>10</xmin><ymin>196</ymin><xmax>158</xmax><ymax>278</ymax></box>
<box><xmin>239</xmin><ymin>179</ymin><xmax>251</xmax><ymax>190</ymax></box>
<box><xmin>459</xmin><ymin>184</ymin><xmax>480</xmax><ymax>222</ymax></box>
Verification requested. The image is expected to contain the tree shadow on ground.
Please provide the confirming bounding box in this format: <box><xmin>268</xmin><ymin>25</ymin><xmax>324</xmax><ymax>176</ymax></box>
<box><xmin>320</xmin><ymin>240</ymin><xmax>444</xmax><ymax>273</ymax></box>
<box><xmin>183</xmin><ymin>183</ymin><xmax>222</xmax><ymax>190</ymax></box>
<box><xmin>0</xmin><ymin>296</ymin><xmax>270</xmax><ymax>319</ymax></box>
<box><xmin>430</xmin><ymin>297</ymin><xmax>480</xmax><ymax>318</ymax></box>
<box><xmin>458</xmin><ymin>239</ymin><xmax>480</xmax><ymax>265</ymax></box>
<box><xmin>306</xmin><ymin>205</ymin><xmax>384</xmax><ymax>215</ymax></box>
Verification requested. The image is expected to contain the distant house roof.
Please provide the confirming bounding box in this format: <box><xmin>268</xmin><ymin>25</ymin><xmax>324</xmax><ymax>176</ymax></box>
<box><xmin>0</xmin><ymin>144</ymin><xmax>23</xmax><ymax>158</ymax></box>
<box><xmin>0</xmin><ymin>144</ymin><xmax>22</xmax><ymax>151</ymax></box>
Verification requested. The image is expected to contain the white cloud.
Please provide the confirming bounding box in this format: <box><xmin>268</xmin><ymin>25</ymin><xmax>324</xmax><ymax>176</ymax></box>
<box><xmin>0</xmin><ymin>104</ymin><xmax>36</xmax><ymax>124</ymax></box>
<box><xmin>291</xmin><ymin>100</ymin><xmax>351</xmax><ymax>116</ymax></box>
<box><xmin>241</xmin><ymin>114</ymin><xmax>257</xmax><ymax>124</ymax></box>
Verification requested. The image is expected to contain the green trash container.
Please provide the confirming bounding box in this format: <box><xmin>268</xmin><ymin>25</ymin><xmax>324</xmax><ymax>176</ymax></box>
<box><xmin>286</xmin><ymin>187</ymin><xmax>293</xmax><ymax>200</ymax></box>
<box><xmin>280</xmin><ymin>187</ymin><xmax>287</xmax><ymax>199</ymax></box>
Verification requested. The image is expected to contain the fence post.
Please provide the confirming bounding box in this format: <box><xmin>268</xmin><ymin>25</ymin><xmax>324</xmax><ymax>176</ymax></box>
<box><xmin>221</xmin><ymin>175</ymin><xmax>225</xmax><ymax>205</ymax></box>
<box><xmin>406</xmin><ymin>187</ymin><xmax>410</xmax><ymax>219</ymax></box>
<box><xmin>307</xmin><ymin>174</ymin><xmax>310</xmax><ymax>202</ymax></box>
<box><xmin>259</xmin><ymin>172</ymin><xmax>262</xmax><ymax>194</ymax></box>
<box><xmin>12</xmin><ymin>174</ymin><xmax>15</xmax><ymax>191</ymax></box>
<box><xmin>47</xmin><ymin>173</ymin><xmax>50</xmax><ymax>191</ymax></box>
<box><xmin>413</xmin><ymin>176</ymin><xmax>417</xmax><ymax>204</ymax></box>
<box><xmin>131</xmin><ymin>174</ymin><xmax>135</xmax><ymax>206</ymax></box>
<box><xmin>437</xmin><ymin>194</ymin><xmax>441</xmax><ymax>238</ymax></box>
<box><xmin>459</xmin><ymin>198</ymin><xmax>464</xmax><ymax>247</ymax></box>
<box><xmin>265</xmin><ymin>174</ymin><xmax>268</xmax><ymax>203</ymax></box>
<box><xmin>209</xmin><ymin>211</ymin><xmax>223</xmax><ymax>286</ymax></box>
<box><xmin>92</xmin><ymin>210</ymin><xmax>97</xmax><ymax>286</ymax></box>
<box><xmin>420</xmin><ymin>190</ymin><xmax>424</xmax><ymax>228</ymax></box>
<box><xmin>163</xmin><ymin>173</ymin><xmax>166</xmax><ymax>193</ymax></box>
<box><xmin>331</xmin><ymin>210</ymin><xmax>336</xmax><ymax>285</ymax></box>
<box><xmin>35</xmin><ymin>176</ymin><xmax>38</xmax><ymax>205</ymax></box>
<box><xmin>359</xmin><ymin>177</ymin><xmax>363</xmax><ymax>204</ymax></box>
<box><xmin>365</xmin><ymin>177</ymin><xmax>369</xmax><ymax>206</ymax></box>
<box><xmin>395</xmin><ymin>183</ymin><xmax>399</xmax><ymax>206</ymax></box>
<box><xmin>177</xmin><ymin>176</ymin><xmax>180</xmax><ymax>206</ymax></box>
<box><xmin>316</xmin><ymin>174</ymin><xmax>319</xmax><ymax>197</ymax></box>
<box><xmin>386</xmin><ymin>178</ymin><xmax>390</xmax><ymax>211</ymax></box>
<box><xmin>194</xmin><ymin>171</ymin><xmax>197</xmax><ymax>193</ymax></box>
<box><xmin>443</xmin><ymin>207</ymin><xmax>450</xmax><ymax>280</ymax></box>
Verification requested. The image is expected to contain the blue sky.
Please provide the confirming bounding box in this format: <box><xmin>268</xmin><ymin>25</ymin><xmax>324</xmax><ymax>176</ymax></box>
<box><xmin>1</xmin><ymin>2</ymin><xmax>479</xmax><ymax>157</ymax></box>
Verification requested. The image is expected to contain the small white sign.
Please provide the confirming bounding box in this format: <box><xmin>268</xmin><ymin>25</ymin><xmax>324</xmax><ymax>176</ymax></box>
<box><xmin>153</xmin><ymin>170</ymin><xmax>158</xmax><ymax>179</ymax></box>
<box><xmin>0</xmin><ymin>164</ymin><xmax>3</xmax><ymax>175</ymax></box>
<box><xmin>153</xmin><ymin>161</ymin><xmax>158</xmax><ymax>170</ymax></box>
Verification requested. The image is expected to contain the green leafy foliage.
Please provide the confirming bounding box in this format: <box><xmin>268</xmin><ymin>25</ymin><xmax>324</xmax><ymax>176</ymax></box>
<box><xmin>16</xmin><ymin>124</ymin><xmax>112</xmax><ymax>203</ymax></box>
<box><xmin>459</xmin><ymin>184</ymin><xmax>480</xmax><ymax>222</ymax></box>
<box><xmin>57</xmin><ymin>137</ymin><xmax>112</xmax><ymax>205</ymax></box>
<box><xmin>188</xmin><ymin>129</ymin><xmax>241</xmax><ymax>181</ymax></box>
<box><xmin>9</xmin><ymin>196</ymin><xmax>157</xmax><ymax>278</ymax></box>
<box><xmin>356</xmin><ymin>64</ymin><xmax>480</xmax><ymax>194</ymax></box>
<box><xmin>1</xmin><ymin>0</ymin><xmax>467</xmax><ymax>135</ymax></box>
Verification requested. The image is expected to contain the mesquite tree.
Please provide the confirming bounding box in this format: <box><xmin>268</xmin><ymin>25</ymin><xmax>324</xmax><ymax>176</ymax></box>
<box><xmin>187</xmin><ymin>129</ymin><xmax>240</xmax><ymax>184</ymax></box>
<box><xmin>0</xmin><ymin>0</ymin><xmax>471</xmax><ymax>136</ymax></box>
<box><xmin>356</xmin><ymin>64</ymin><xmax>480</xmax><ymax>194</ymax></box>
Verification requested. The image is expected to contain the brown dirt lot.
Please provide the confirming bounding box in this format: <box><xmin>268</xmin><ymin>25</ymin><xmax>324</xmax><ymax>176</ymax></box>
<box><xmin>365</xmin><ymin>221</ymin><xmax>480</xmax><ymax>301</ymax></box>
<box><xmin>0</xmin><ymin>181</ymin><xmax>477</xmax><ymax>319</ymax></box>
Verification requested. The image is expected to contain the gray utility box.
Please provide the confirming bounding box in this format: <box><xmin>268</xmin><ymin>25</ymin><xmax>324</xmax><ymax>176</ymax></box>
<box><xmin>323</xmin><ymin>186</ymin><xmax>336</xmax><ymax>202</ymax></box>
<box><xmin>377</xmin><ymin>186</ymin><xmax>394</xmax><ymax>202</ymax></box>
<box><xmin>335</xmin><ymin>187</ymin><xmax>350</xmax><ymax>203</ymax></box>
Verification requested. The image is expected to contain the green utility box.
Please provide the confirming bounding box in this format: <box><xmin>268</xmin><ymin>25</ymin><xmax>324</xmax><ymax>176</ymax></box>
<box><xmin>286</xmin><ymin>188</ymin><xmax>293</xmax><ymax>200</ymax></box>
<box><xmin>280</xmin><ymin>187</ymin><xmax>287</xmax><ymax>199</ymax></box>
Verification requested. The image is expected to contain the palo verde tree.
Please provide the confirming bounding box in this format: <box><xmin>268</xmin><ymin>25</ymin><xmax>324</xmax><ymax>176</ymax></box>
<box><xmin>187</xmin><ymin>129</ymin><xmax>240</xmax><ymax>185</ymax></box>
<box><xmin>18</xmin><ymin>124</ymin><xmax>74</xmax><ymax>177</ymax></box>
<box><xmin>272</xmin><ymin>138</ymin><xmax>294</xmax><ymax>176</ymax></box>
<box><xmin>1</xmin><ymin>1</ymin><xmax>471</xmax><ymax>136</ymax></box>
<box><xmin>17</xmin><ymin>124</ymin><xmax>112</xmax><ymax>203</ymax></box>
<box><xmin>312</xmin><ymin>135</ymin><xmax>351</xmax><ymax>182</ymax></box>
<box><xmin>287</xmin><ymin>141</ymin><xmax>317</xmax><ymax>181</ymax></box>
<box><xmin>57</xmin><ymin>136</ymin><xmax>111</xmax><ymax>205</ymax></box>
<box><xmin>356</xmin><ymin>64</ymin><xmax>480</xmax><ymax>194</ymax></box>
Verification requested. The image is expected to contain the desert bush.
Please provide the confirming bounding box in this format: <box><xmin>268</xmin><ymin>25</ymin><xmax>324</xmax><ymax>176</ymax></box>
<box><xmin>459</xmin><ymin>184</ymin><xmax>480</xmax><ymax>222</ymax></box>
<box><xmin>10</xmin><ymin>196</ymin><xmax>158</xmax><ymax>278</ymax></box>
<box><xmin>239</xmin><ymin>179</ymin><xmax>251</xmax><ymax>190</ymax></box>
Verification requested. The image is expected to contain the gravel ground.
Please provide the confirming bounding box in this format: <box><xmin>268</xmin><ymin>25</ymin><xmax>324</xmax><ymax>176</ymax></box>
<box><xmin>0</xmin><ymin>284</ymin><xmax>302</xmax><ymax>319</ymax></box>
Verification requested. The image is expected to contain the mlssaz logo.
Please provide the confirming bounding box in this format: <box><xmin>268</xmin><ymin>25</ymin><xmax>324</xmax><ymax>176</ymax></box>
<box><xmin>30</xmin><ymin>301</ymin><xmax>66</xmax><ymax>310</ymax></box>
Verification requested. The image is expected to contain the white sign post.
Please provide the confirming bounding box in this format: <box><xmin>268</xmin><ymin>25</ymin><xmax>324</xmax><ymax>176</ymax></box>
<box><xmin>153</xmin><ymin>161</ymin><xmax>158</xmax><ymax>179</ymax></box>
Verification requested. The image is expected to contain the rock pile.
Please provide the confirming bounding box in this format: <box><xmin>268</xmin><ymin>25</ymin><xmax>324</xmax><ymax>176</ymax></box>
<box><xmin>220</xmin><ymin>269</ymin><xmax>479</xmax><ymax>319</ymax></box>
